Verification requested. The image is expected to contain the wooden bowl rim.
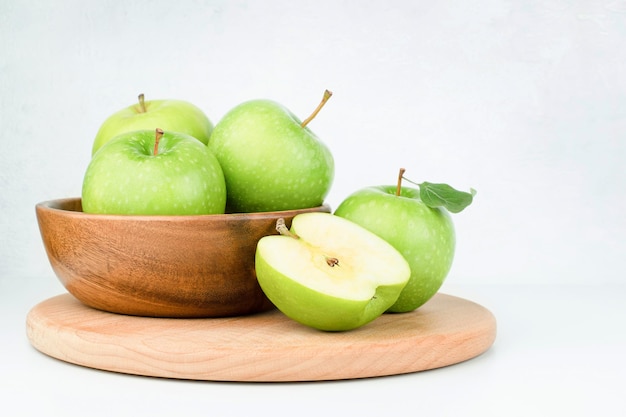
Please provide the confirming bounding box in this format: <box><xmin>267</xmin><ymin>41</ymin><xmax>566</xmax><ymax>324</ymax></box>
<box><xmin>36</xmin><ymin>197</ymin><xmax>331</xmax><ymax>222</ymax></box>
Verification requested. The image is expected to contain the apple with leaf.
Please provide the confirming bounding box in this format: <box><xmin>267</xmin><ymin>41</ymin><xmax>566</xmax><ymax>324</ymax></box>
<box><xmin>335</xmin><ymin>168</ymin><xmax>475</xmax><ymax>312</ymax></box>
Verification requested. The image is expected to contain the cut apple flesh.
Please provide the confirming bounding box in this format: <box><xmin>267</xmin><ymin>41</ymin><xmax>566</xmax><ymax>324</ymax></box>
<box><xmin>255</xmin><ymin>212</ymin><xmax>411</xmax><ymax>331</ymax></box>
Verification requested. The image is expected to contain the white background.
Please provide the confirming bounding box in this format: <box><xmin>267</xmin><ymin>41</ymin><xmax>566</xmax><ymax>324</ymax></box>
<box><xmin>2</xmin><ymin>1</ymin><xmax>626</xmax><ymax>416</ymax></box>
<box><xmin>2</xmin><ymin>0</ymin><xmax>625</xmax><ymax>286</ymax></box>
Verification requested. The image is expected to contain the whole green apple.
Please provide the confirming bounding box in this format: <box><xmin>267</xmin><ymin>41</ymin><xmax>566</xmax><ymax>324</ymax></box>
<box><xmin>82</xmin><ymin>128</ymin><xmax>227</xmax><ymax>215</ymax></box>
<box><xmin>208</xmin><ymin>91</ymin><xmax>334</xmax><ymax>213</ymax></box>
<box><xmin>335</xmin><ymin>171</ymin><xmax>473</xmax><ymax>313</ymax></box>
<box><xmin>255</xmin><ymin>212</ymin><xmax>410</xmax><ymax>331</ymax></box>
<box><xmin>92</xmin><ymin>94</ymin><xmax>213</xmax><ymax>155</ymax></box>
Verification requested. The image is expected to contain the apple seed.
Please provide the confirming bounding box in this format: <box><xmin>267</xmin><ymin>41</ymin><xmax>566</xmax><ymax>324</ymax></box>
<box><xmin>325</xmin><ymin>257</ymin><xmax>340</xmax><ymax>267</ymax></box>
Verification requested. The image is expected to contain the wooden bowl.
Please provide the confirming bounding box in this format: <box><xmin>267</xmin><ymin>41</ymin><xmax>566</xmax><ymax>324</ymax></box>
<box><xmin>35</xmin><ymin>198</ymin><xmax>331</xmax><ymax>318</ymax></box>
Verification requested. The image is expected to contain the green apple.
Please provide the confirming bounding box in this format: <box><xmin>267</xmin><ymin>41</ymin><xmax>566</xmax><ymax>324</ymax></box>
<box><xmin>208</xmin><ymin>91</ymin><xmax>334</xmax><ymax>213</ymax></box>
<box><xmin>335</xmin><ymin>170</ymin><xmax>474</xmax><ymax>313</ymax></box>
<box><xmin>82</xmin><ymin>128</ymin><xmax>227</xmax><ymax>215</ymax></box>
<box><xmin>255</xmin><ymin>212</ymin><xmax>411</xmax><ymax>331</ymax></box>
<box><xmin>92</xmin><ymin>94</ymin><xmax>213</xmax><ymax>155</ymax></box>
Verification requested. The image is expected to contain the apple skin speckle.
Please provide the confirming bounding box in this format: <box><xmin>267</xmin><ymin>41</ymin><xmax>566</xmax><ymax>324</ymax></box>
<box><xmin>82</xmin><ymin>130</ymin><xmax>227</xmax><ymax>215</ymax></box>
<box><xmin>334</xmin><ymin>185</ymin><xmax>456</xmax><ymax>313</ymax></box>
<box><xmin>208</xmin><ymin>99</ymin><xmax>334</xmax><ymax>213</ymax></box>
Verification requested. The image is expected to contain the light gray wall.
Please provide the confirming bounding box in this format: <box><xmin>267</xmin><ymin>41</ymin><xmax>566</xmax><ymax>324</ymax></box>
<box><xmin>2</xmin><ymin>0</ymin><xmax>625</xmax><ymax>288</ymax></box>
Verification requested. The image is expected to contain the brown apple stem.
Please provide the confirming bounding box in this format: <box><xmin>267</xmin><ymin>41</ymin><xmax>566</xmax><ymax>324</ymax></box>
<box><xmin>276</xmin><ymin>218</ymin><xmax>299</xmax><ymax>239</ymax></box>
<box><xmin>396</xmin><ymin>168</ymin><xmax>406</xmax><ymax>196</ymax></box>
<box><xmin>153</xmin><ymin>128</ymin><xmax>164</xmax><ymax>156</ymax></box>
<box><xmin>300</xmin><ymin>89</ymin><xmax>333</xmax><ymax>128</ymax></box>
<box><xmin>138</xmin><ymin>93</ymin><xmax>147</xmax><ymax>113</ymax></box>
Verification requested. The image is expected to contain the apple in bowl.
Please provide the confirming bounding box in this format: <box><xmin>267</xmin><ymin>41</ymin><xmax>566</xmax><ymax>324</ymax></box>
<box><xmin>208</xmin><ymin>91</ymin><xmax>334</xmax><ymax>213</ymax></box>
<box><xmin>92</xmin><ymin>94</ymin><xmax>213</xmax><ymax>155</ymax></box>
<box><xmin>83</xmin><ymin>128</ymin><xmax>226</xmax><ymax>215</ymax></box>
<box><xmin>37</xmin><ymin>125</ymin><xmax>331</xmax><ymax>317</ymax></box>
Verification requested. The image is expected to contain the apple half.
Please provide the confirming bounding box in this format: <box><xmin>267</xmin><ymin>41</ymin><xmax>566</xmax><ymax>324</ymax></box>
<box><xmin>255</xmin><ymin>212</ymin><xmax>411</xmax><ymax>331</ymax></box>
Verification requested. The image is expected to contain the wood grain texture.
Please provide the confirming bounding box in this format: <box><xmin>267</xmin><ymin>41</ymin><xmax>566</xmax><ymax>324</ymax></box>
<box><xmin>26</xmin><ymin>293</ymin><xmax>496</xmax><ymax>382</ymax></box>
<box><xmin>35</xmin><ymin>198</ymin><xmax>330</xmax><ymax>318</ymax></box>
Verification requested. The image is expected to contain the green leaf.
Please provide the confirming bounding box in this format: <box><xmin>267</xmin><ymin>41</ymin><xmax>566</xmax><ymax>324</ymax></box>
<box><xmin>418</xmin><ymin>182</ymin><xmax>476</xmax><ymax>213</ymax></box>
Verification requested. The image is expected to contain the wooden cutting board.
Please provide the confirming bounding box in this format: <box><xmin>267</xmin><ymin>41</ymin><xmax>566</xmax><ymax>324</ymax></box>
<box><xmin>26</xmin><ymin>293</ymin><xmax>496</xmax><ymax>382</ymax></box>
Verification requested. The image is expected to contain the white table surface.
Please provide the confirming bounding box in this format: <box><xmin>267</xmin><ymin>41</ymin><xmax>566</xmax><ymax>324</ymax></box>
<box><xmin>3</xmin><ymin>278</ymin><xmax>625</xmax><ymax>417</ymax></box>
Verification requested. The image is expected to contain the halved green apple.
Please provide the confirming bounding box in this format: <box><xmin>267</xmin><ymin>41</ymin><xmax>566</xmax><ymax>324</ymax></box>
<box><xmin>255</xmin><ymin>212</ymin><xmax>411</xmax><ymax>331</ymax></box>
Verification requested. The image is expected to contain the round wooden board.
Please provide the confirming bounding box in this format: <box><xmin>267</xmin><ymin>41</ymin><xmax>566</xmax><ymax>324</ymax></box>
<box><xmin>26</xmin><ymin>293</ymin><xmax>496</xmax><ymax>382</ymax></box>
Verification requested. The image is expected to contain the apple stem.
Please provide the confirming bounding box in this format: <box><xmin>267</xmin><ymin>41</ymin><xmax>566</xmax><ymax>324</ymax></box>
<box><xmin>396</xmin><ymin>168</ymin><xmax>406</xmax><ymax>196</ymax></box>
<box><xmin>300</xmin><ymin>89</ymin><xmax>333</xmax><ymax>128</ymax></box>
<box><xmin>275</xmin><ymin>218</ymin><xmax>339</xmax><ymax>267</ymax></box>
<box><xmin>153</xmin><ymin>128</ymin><xmax>164</xmax><ymax>156</ymax></box>
<box><xmin>276</xmin><ymin>218</ymin><xmax>299</xmax><ymax>239</ymax></box>
<box><xmin>138</xmin><ymin>93</ymin><xmax>147</xmax><ymax>113</ymax></box>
